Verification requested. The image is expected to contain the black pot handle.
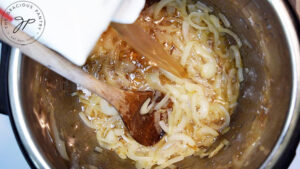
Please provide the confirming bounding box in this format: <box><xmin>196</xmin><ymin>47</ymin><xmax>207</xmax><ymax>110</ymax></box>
<box><xmin>0</xmin><ymin>41</ymin><xmax>11</xmax><ymax>115</ymax></box>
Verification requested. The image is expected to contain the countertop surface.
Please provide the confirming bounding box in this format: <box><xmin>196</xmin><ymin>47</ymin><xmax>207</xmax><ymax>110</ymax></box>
<box><xmin>0</xmin><ymin>114</ymin><xmax>299</xmax><ymax>168</ymax></box>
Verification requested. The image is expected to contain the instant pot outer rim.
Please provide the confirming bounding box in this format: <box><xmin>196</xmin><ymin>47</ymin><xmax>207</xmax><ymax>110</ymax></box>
<box><xmin>8</xmin><ymin>90</ymin><xmax>38</xmax><ymax>169</ymax></box>
<box><xmin>3</xmin><ymin>1</ymin><xmax>300</xmax><ymax>169</ymax></box>
<box><xmin>0</xmin><ymin>43</ymin><xmax>37</xmax><ymax>169</ymax></box>
<box><xmin>261</xmin><ymin>0</ymin><xmax>300</xmax><ymax>168</ymax></box>
<box><xmin>8</xmin><ymin>47</ymin><xmax>55</xmax><ymax>169</ymax></box>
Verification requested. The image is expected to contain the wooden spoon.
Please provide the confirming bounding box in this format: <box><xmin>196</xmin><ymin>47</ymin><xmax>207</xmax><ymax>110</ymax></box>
<box><xmin>112</xmin><ymin>22</ymin><xmax>186</xmax><ymax>78</ymax></box>
<box><xmin>0</xmin><ymin>20</ymin><xmax>164</xmax><ymax>146</ymax></box>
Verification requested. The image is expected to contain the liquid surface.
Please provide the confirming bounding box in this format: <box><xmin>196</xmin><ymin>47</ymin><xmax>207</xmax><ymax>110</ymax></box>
<box><xmin>75</xmin><ymin>0</ymin><xmax>243</xmax><ymax>168</ymax></box>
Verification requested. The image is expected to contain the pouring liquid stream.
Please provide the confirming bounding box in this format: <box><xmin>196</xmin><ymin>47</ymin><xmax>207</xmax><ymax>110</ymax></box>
<box><xmin>111</xmin><ymin>22</ymin><xmax>186</xmax><ymax>78</ymax></box>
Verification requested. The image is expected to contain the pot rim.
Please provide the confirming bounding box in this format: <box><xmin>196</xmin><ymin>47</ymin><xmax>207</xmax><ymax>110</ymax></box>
<box><xmin>5</xmin><ymin>1</ymin><xmax>300</xmax><ymax>169</ymax></box>
<box><xmin>259</xmin><ymin>0</ymin><xmax>300</xmax><ymax>168</ymax></box>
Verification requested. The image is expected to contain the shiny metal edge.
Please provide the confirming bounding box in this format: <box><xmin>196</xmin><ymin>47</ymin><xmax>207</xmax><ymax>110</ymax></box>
<box><xmin>262</xmin><ymin>0</ymin><xmax>300</xmax><ymax>168</ymax></box>
<box><xmin>8</xmin><ymin>48</ymin><xmax>51</xmax><ymax>169</ymax></box>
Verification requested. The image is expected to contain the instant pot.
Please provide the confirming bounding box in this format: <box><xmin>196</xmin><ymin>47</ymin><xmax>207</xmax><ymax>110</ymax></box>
<box><xmin>0</xmin><ymin>0</ymin><xmax>300</xmax><ymax>168</ymax></box>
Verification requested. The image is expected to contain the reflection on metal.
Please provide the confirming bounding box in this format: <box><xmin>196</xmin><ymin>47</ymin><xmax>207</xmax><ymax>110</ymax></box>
<box><xmin>9</xmin><ymin>48</ymin><xmax>51</xmax><ymax>169</ymax></box>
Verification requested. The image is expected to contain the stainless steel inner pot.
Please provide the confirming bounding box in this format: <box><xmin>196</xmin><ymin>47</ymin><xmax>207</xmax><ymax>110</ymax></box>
<box><xmin>2</xmin><ymin>0</ymin><xmax>300</xmax><ymax>168</ymax></box>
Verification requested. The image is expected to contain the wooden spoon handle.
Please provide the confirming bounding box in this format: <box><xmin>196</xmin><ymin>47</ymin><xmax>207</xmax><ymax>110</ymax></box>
<box><xmin>111</xmin><ymin>22</ymin><xmax>186</xmax><ymax>78</ymax></box>
<box><xmin>0</xmin><ymin>20</ymin><xmax>124</xmax><ymax>103</ymax></box>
